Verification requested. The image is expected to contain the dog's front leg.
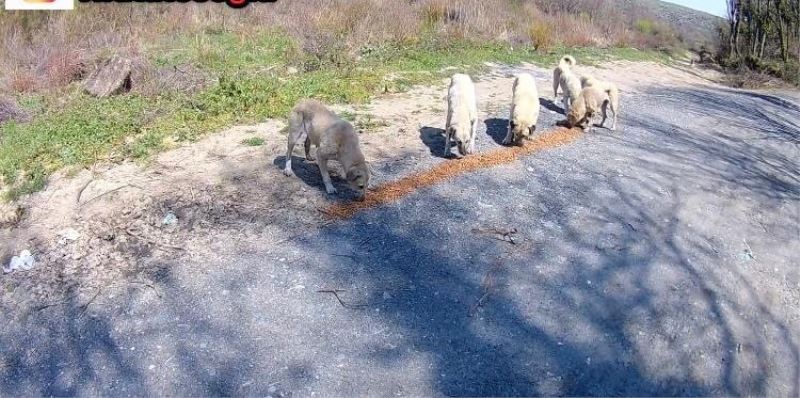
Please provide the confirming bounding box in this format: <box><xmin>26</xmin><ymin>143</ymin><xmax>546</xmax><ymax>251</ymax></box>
<box><xmin>443</xmin><ymin>128</ymin><xmax>452</xmax><ymax>158</ymax></box>
<box><xmin>317</xmin><ymin>156</ymin><xmax>337</xmax><ymax>194</ymax></box>
<box><xmin>469</xmin><ymin>119</ymin><xmax>478</xmax><ymax>153</ymax></box>
<box><xmin>502</xmin><ymin>121</ymin><xmax>514</xmax><ymax>145</ymax></box>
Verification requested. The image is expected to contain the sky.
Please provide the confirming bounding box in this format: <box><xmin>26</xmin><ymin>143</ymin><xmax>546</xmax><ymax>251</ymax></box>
<box><xmin>662</xmin><ymin>0</ymin><xmax>728</xmax><ymax>17</ymax></box>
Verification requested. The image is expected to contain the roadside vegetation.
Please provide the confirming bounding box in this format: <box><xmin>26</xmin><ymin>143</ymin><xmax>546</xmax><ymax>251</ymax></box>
<box><xmin>0</xmin><ymin>0</ymin><xmax>687</xmax><ymax>200</ymax></box>
<box><xmin>719</xmin><ymin>0</ymin><xmax>800</xmax><ymax>87</ymax></box>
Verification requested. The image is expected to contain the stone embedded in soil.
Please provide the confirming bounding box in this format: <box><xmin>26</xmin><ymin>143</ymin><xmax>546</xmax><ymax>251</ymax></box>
<box><xmin>83</xmin><ymin>56</ymin><xmax>132</xmax><ymax>97</ymax></box>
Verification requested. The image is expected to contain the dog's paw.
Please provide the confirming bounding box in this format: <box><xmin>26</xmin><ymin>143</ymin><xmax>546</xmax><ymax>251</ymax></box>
<box><xmin>283</xmin><ymin>168</ymin><xmax>294</xmax><ymax>177</ymax></box>
<box><xmin>325</xmin><ymin>186</ymin><xmax>338</xmax><ymax>194</ymax></box>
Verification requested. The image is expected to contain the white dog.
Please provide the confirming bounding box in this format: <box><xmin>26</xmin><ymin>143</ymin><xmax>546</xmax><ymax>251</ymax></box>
<box><xmin>552</xmin><ymin>55</ymin><xmax>576</xmax><ymax>97</ymax></box>
<box><xmin>503</xmin><ymin>73</ymin><xmax>540</xmax><ymax>145</ymax></box>
<box><xmin>445</xmin><ymin>73</ymin><xmax>479</xmax><ymax>157</ymax></box>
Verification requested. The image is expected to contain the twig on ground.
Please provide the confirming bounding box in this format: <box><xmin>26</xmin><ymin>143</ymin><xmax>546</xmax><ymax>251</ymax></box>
<box><xmin>75</xmin><ymin>177</ymin><xmax>94</xmax><ymax>204</ymax></box>
<box><xmin>317</xmin><ymin>289</ymin><xmax>372</xmax><ymax>309</ymax></box>
<box><xmin>125</xmin><ymin>227</ymin><xmax>185</xmax><ymax>251</ymax></box>
<box><xmin>80</xmin><ymin>183</ymin><xmax>143</xmax><ymax>207</ymax></box>
<box><xmin>468</xmin><ymin>260</ymin><xmax>504</xmax><ymax>317</ymax></box>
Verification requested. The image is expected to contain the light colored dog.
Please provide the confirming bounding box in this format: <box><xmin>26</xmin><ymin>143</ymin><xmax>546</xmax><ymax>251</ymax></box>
<box><xmin>558</xmin><ymin>69</ymin><xmax>582</xmax><ymax>116</ymax></box>
<box><xmin>552</xmin><ymin>55</ymin><xmax>576</xmax><ymax>97</ymax></box>
<box><xmin>503</xmin><ymin>73</ymin><xmax>540</xmax><ymax>146</ymax></box>
<box><xmin>580</xmin><ymin>75</ymin><xmax>620</xmax><ymax>130</ymax></box>
<box><xmin>565</xmin><ymin>85</ymin><xmax>620</xmax><ymax>131</ymax></box>
<box><xmin>445</xmin><ymin>73</ymin><xmax>479</xmax><ymax>157</ymax></box>
<box><xmin>283</xmin><ymin>99</ymin><xmax>370</xmax><ymax>199</ymax></box>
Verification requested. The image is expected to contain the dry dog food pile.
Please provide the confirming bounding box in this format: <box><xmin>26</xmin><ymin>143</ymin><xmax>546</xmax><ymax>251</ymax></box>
<box><xmin>323</xmin><ymin>127</ymin><xmax>583</xmax><ymax>220</ymax></box>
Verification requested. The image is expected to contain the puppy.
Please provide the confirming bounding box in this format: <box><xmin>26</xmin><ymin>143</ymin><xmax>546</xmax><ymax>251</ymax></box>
<box><xmin>503</xmin><ymin>73</ymin><xmax>540</xmax><ymax>145</ymax></box>
<box><xmin>552</xmin><ymin>55</ymin><xmax>576</xmax><ymax>97</ymax></box>
<box><xmin>580</xmin><ymin>75</ymin><xmax>620</xmax><ymax>130</ymax></box>
<box><xmin>284</xmin><ymin>99</ymin><xmax>370</xmax><ymax>199</ymax></box>
<box><xmin>445</xmin><ymin>73</ymin><xmax>479</xmax><ymax>157</ymax></box>
<box><xmin>565</xmin><ymin>86</ymin><xmax>619</xmax><ymax>131</ymax></box>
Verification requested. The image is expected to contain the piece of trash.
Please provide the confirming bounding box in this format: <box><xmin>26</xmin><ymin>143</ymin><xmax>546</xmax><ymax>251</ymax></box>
<box><xmin>58</xmin><ymin>228</ymin><xmax>80</xmax><ymax>244</ymax></box>
<box><xmin>162</xmin><ymin>212</ymin><xmax>178</xmax><ymax>226</ymax></box>
<box><xmin>4</xmin><ymin>250</ymin><xmax>35</xmax><ymax>274</ymax></box>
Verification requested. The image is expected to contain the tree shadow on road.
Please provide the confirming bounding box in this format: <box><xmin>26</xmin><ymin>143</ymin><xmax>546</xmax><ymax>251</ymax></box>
<box><xmin>2</xmin><ymin>84</ymin><xmax>798</xmax><ymax>397</ymax></box>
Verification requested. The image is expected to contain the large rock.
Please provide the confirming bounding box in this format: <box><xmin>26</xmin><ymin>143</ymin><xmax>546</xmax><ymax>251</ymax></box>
<box><xmin>83</xmin><ymin>56</ymin><xmax>132</xmax><ymax>97</ymax></box>
<box><xmin>0</xmin><ymin>97</ymin><xmax>30</xmax><ymax>124</ymax></box>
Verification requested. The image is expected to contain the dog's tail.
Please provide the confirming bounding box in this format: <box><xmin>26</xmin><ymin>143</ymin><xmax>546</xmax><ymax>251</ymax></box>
<box><xmin>604</xmin><ymin>83</ymin><xmax>620</xmax><ymax>114</ymax></box>
<box><xmin>559</xmin><ymin>55</ymin><xmax>576</xmax><ymax>68</ymax></box>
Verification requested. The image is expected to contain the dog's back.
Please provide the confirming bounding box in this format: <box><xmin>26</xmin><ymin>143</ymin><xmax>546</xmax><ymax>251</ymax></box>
<box><xmin>447</xmin><ymin>73</ymin><xmax>477</xmax><ymax>126</ymax></box>
<box><xmin>290</xmin><ymin>99</ymin><xmax>339</xmax><ymax>145</ymax></box>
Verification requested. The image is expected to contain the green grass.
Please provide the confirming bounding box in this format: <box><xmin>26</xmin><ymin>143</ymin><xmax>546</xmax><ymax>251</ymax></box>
<box><xmin>0</xmin><ymin>30</ymin><xmax>672</xmax><ymax>200</ymax></box>
<box><xmin>241</xmin><ymin>136</ymin><xmax>265</xmax><ymax>146</ymax></box>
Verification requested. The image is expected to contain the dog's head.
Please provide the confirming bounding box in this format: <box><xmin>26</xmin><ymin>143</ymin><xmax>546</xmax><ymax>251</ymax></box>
<box><xmin>449</xmin><ymin>125</ymin><xmax>472</xmax><ymax>156</ymax></box>
<box><xmin>509</xmin><ymin>121</ymin><xmax>534</xmax><ymax>145</ymax></box>
<box><xmin>566</xmin><ymin>108</ymin><xmax>586</xmax><ymax>129</ymax></box>
<box><xmin>346</xmin><ymin>161</ymin><xmax>370</xmax><ymax>200</ymax></box>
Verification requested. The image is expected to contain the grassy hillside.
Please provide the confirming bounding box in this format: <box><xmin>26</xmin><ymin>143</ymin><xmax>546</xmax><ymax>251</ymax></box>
<box><xmin>0</xmin><ymin>0</ymin><xmax>709</xmax><ymax>200</ymax></box>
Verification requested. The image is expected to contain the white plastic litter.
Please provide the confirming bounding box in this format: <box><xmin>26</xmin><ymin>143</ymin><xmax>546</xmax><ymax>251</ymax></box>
<box><xmin>4</xmin><ymin>250</ymin><xmax>35</xmax><ymax>274</ymax></box>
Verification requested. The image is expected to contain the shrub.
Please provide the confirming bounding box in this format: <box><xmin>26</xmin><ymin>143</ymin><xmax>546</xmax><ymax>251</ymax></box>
<box><xmin>528</xmin><ymin>22</ymin><xmax>554</xmax><ymax>52</ymax></box>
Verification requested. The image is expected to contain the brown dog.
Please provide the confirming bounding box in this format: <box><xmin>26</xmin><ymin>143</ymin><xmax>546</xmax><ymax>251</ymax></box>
<box><xmin>284</xmin><ymin>99</ymin><xmax>370</xmax><ymax>199</ymax></box>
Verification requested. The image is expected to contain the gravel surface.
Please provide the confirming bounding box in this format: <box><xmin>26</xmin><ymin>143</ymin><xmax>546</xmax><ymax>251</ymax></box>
<box><xmin>1</xmin><ymin>67</ymin><xmax>798</xmax><ymax>396</ymax></box>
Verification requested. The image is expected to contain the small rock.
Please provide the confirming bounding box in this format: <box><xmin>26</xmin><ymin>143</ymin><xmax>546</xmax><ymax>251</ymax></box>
<box><xmin>382</xmin><ymin>291</ymin><xmax>392</xmax><ymax>300</ymax></box>
<box><xmin>0</xmin><ymin>97</ymin><xmax>31</xmax><ymax>124</ymax></box>
<box><xmin>162</xmin><ymin>212</ymin><xmax>178</xmax><ymax>226</ymax></box>
<box><xmin>286</xmin><ymin>66</ymin><xmax>299</xmax><ymax>75</ymax></box>
<box><xmin>83</xmin><ymin>56</ymin><xmax>132</xmax><ymax>97</ymax></box>
<box><xmin>58</xmin><ymin>228</ymin><xmax>81</xmax><ymax>243</ymax></box>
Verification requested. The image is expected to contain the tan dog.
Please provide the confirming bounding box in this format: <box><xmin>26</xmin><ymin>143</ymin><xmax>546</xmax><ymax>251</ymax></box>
<box><xmin>503</xmin><ymin>73</ymin><xmax>540</xmax><ymax>146</ymax></box>
<box><xmin>580</xmin><ymin>76</ymin><xmax>620</xmax><ymax>130</ymax></box>
<box><xmin>283</xmin><ymin>99</ymin><xmax>370</xmax><ymax>199</ymax></box>
<box><xmin>565</xmin><ymin>86</ymin><xmax>617</xmax><ymax>131</ymax></box>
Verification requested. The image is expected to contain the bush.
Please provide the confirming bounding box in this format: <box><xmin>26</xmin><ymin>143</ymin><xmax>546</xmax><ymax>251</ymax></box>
<box><xmin>528</xmin><ymin>22</ymin><xmax>554</xmax><ymax>51</ymax></box>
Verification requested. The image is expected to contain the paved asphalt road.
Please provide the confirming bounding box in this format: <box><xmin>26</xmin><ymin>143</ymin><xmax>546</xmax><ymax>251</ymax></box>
<box><xmin>2</xmin><ymin>67</ymin><xmax>799</xmax><ymax>396</ymax></box>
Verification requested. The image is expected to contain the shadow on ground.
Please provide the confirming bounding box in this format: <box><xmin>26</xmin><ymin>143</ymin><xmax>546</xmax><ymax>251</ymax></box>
<box><xmin>483</xmin><ymin>117</ymin><xmax>508</xmax><ymax>145</ymax></box>
<box><xmin>1</xmin><ymin>84</ymin><xmax>798</xmax><ymax>396</ymax></box>
<box><xmin>419</xmin><ymin>126</ymin><xmax>447</xmax><ymax>158</ymax></box>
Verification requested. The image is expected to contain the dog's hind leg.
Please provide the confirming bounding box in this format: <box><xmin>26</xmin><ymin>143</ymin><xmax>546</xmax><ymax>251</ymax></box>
<box><xmin>304</xmin><ymin>136</ymin><xmax>315</xmax><ymax>161</ymax></box>
<box><xmin>599</xmin><ymin>100</ymin><xmax>609</xmax><ymax>128</ymax></box>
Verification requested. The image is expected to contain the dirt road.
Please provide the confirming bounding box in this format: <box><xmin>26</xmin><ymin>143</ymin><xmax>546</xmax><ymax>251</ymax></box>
<box><xmin>1</xmin><ymin>61</ymin><xmax>798</xmax><ymax>396</ymax></box>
